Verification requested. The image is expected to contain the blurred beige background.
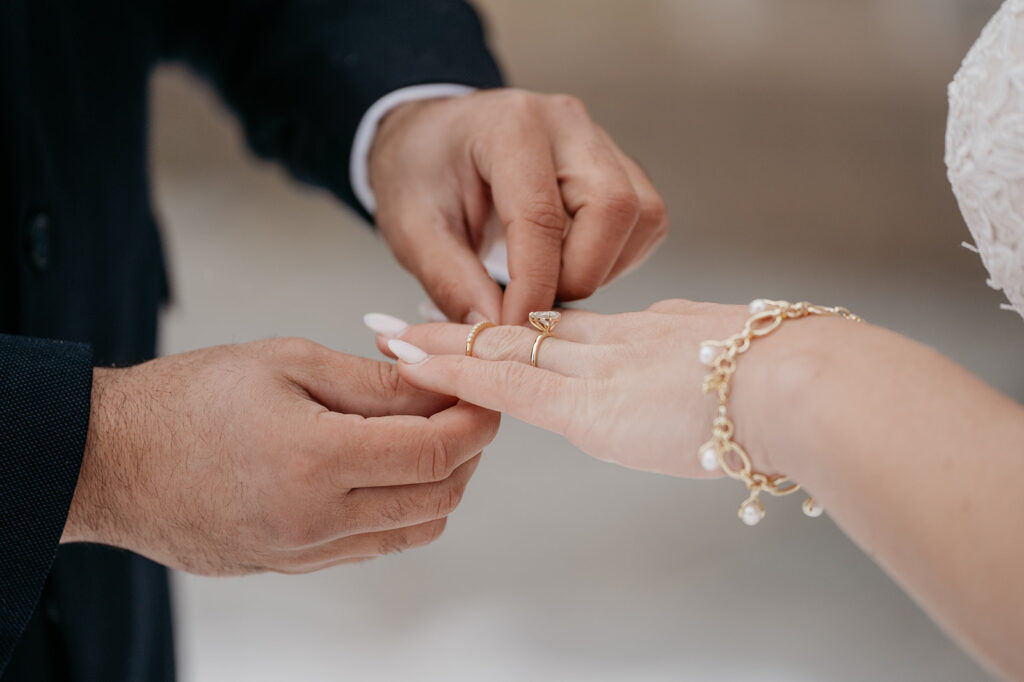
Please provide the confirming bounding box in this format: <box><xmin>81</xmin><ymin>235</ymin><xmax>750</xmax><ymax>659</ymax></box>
<box><xmin>151</xmin><ymin>1</ymin><xmax>1019</xmax><ymax>680</ymax></box>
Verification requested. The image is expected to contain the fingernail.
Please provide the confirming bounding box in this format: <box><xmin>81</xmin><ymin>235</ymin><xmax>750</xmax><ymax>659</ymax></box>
<box><xmin>387</xmin><ymin>339</ymin><xmax>431</xmax><ymax>365</ymax></box>
<box><xmin>464</xmin><ymin>310</ymin><xmax>488</xmax><ymax>325</ymax></box>
<box><xmin>363</xmin><ymin>312</ymin><xmax>409</xmax><ymax>338</ymax></box>
<box><xmin>417</xmin><ymin>301</ymin><xmax>448</xmax><ymax>322</ymax></box>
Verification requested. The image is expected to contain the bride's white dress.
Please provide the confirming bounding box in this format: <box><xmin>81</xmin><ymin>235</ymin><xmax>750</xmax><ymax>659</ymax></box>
<box><xmin>946</xmin><ymin>0</ymin><xmax>1024</xmax><ymax>321</ymax></box>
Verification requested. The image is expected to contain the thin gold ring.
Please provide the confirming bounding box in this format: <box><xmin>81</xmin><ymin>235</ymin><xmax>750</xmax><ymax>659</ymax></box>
<box><xmin>528</xmin><ymin>310</ymin><xmax>561</xmax><ymax>368</ymax></box>
<box><xmin>465</xmin><ymin>320</ymin><xmax>496</xmax><ymax>357</ymax></box>
<box><xmin>530</xmin><ymin>332</ymin><xmax>552</xmax><ymax>367</ymax></box>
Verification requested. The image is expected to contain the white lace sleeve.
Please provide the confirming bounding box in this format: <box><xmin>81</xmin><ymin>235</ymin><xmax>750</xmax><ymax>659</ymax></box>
<box><xmin>946</xmin><ymin>0</ymin><xmax>1024</xmax><ymax>321</ymax></box>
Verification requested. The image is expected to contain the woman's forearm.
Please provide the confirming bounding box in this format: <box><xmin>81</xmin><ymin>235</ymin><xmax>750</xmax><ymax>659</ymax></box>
<box><xmin>383</xmin><ymin>301</ymin><xmax>1023</xmax><ymax>676</ymax></box>
<box><xmin>742</xmin><ymin>318</ymin><xmax>1024</xmax><ymax>679</ymax></box>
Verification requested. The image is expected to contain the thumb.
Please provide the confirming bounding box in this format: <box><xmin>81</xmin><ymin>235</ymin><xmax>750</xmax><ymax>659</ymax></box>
<box><xmin>387</xmin><ymin>207</ymin><xmax>504</xmax><ymax>324</ymax></box>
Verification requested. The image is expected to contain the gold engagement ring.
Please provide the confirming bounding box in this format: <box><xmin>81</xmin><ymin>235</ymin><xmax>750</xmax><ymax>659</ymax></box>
<box><xmin>528</xmin><ymin>310</ymin><xmax>561</xmax><ymax>367</ymax></box>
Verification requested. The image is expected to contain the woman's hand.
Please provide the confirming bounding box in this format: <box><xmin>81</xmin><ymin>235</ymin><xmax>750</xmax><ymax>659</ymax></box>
<box><xmin>368</xmin><ymin>301</ymin><xmax>1024</xmax><ymax>679</ymax></box>
<box><xmin>365</xmin><ymin>300</ymin><xmax>777</xmax><ymax>478</ymax></box>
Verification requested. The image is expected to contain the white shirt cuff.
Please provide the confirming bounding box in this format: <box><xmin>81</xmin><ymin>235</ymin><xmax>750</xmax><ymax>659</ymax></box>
<box><xmin>349</xmin><ymin>83</ymin><xmax>511</xmax><ymax>284</ymax></box>
<box><xmin>349</xmin><ymin>83</ymin><xmax>477</xmax><ymax>215</ymax></box>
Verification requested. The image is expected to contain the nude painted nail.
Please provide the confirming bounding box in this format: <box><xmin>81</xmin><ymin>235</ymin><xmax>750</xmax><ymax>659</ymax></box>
<box><xmin>387</xmin><ymin>339</ymin><xmax>431</xmax><ymax>365</ymax></box>
<box><xmin>363</xmin><ymin>312</ymin><xmax>409</xmax><ymax>338</ymax></box>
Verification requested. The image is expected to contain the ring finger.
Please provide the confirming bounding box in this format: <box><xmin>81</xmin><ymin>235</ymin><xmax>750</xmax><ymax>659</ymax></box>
<box><xmin>380</xmin><ymin>321</ymin><xmax>597</xmax><ymax>376</ymax></box>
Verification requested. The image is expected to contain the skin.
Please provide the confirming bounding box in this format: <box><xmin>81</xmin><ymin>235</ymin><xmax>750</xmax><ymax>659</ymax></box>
<box><xmin>370</xmin><ymin>89</ymin><xmax>669</xmax><ymax>325</ymax></box>
<box><xmin>373</xmin><ymin>300</ymin><xmax>1024</xmax><ymax>680</ymax></box>
<box><xmin>61</xmin><ymin>88</ymin><xmax>663</xmax><ymax>573</ymax></box>
<box><xmin>62</xmin><ymin>338</ymin><xmax>499</xmax><ymax>575</ymax></box>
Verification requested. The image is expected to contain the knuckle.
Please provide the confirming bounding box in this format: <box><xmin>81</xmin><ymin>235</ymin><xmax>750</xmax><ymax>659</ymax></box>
<box><xmin>641</xmin><ymin>196</ymin><xmax>668</xmax><ymax>230</ymax></box>
<box><xmin>372</xmin><ymin>360</ymin><xmax>402</xmax><ymax>398</ymax></box>
<box><xmin>420</xmin><ymin>434</ymin><xmax>454</xmax><ymax>482</ymax></box>
<box><xmin>521</xmin><ymin>200</ymin><xmax>568</xmax><ymax>235</ymax></box>
<box><xmin>600</xmin><ymin>189</ymin><xmax>641</xmax><ymax>224</ymax></box>
<box><xmin>269</xmin><ymin>336</ymin><xmax>318</xmax><ymax>361</ymax></box>
<box><xmin>423</xmin><ymin>518</ymin><xmax>448</xmax><ymax>545</ymax></box>
<box><xmin>559</xmin><ymin>266</ymin><xmax>602</xmax><ymax>301</ymax></box>
<box><xmin>435</xmin><ymin>479</ymin><xmax>466</xmax><ymax>518</ymax></box>
<box><xmin>646</xmin><ymin>298</ymin><xmax>693</xmax><ymax>314</ymax></box>
<box><xmin>548</xmin><ymin>93</ymin><xmax>588</xmax><ymax>117</ymax></box>
<box><xmin>651</xmin><ymin>217</ymin><xmax>670</xmax><ymax>245</ymax></box>
<box><xmin>482</xmin><ymin>325</ymin><xmax>527</xmax><ymax>361</ymax></box>
<box><xmin>503</xmin><ymin>89</ymin><xmax>540</xmax><ymax>116</ymax></box>
<box><xmin>379</xmin><ymin>496</ymin><xmax>410</xmax><ymax>524</ymax></box>
<box><xmin>378</xmin><ymin>530</ymin><xmax>411</xmax><ymax>556</ymax></box>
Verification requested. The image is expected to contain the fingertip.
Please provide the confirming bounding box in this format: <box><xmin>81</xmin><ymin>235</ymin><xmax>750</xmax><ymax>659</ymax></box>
<box><xmin>363</xmin><ymin>312</ymin><xmax>410</xmax><ymax>339</ymax></box>
<box><xmin>387</xmin><ymin>339</ymin><xmax>431</xmax><ymax>365</ymax></box>
<box><xmin>501</xmin><ymin>280</ymin><xmax>556</xmax><ymax>325</ymax></box>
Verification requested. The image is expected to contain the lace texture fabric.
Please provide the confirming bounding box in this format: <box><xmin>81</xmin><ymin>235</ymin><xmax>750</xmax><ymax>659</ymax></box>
<box><xmin>946</xmin><ymin>0</ymin><xmax>1024</xmax><ymax>321</ymax></box>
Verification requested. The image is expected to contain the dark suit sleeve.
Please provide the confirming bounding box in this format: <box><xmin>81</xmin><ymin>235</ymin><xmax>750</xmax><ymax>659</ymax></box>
<box><xmin>159</xmin><ymin>0</ymin><xmax>504</xmax><ymax>219</ymax></box>
<box><xmin>0</xmin><ymin>334</ymin><xmax>92</xmax><ymax>675</ymax></box>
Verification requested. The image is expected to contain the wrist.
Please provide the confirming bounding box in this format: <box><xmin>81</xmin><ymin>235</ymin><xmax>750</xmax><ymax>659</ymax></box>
<box><xmin>729</xmin><ymin>315</ymin><xmax>858</xmax><ymax>479</ymax></box>
<box><xmin>62</xmin><ymin>367</ymin><xmax>137</xmax><ymax>546</ymax></box>
<box><xmin>368</xmin><ymin>97</ymin><xmax>444</xmax><ymax>192</ymax></box>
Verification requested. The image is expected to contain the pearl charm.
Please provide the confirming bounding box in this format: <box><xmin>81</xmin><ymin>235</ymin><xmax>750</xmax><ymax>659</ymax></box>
<box><xmin>748</xmin><ymin>298</ymin><xmax>768</xmax><ymax>314</ymax></box>
<box><xmin>739</xmin><ymin>498</ymin><xmax>765</xmax><ymax>526</ymax></box>
<box><xmin>802</xmin><ymin>498</ymin><xmax>824</xmax><ymax>518</ymax></box>
<box><xmin>699</xmin><ymin>445</ymin><xmax>719</xmax><ymax>471</ymax></box>
<box><xmin>698</xmin><ymin>343</ymin><xmax>717</xmax><ymax>366</ymax></box>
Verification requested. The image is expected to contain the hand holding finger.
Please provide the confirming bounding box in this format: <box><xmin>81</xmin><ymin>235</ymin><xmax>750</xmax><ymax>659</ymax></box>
<box><xmin>387</xmin><ymin>341</ymin><xmax>579</xmax><ymax>437</ymax></box>
<box><xmin>284</xmin><ymin>337</ymin><xmax>454</xmax><ymax>417</ymax></box>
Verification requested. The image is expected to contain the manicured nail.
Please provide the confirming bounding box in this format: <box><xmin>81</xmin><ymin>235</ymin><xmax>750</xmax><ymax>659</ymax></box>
<box><xmin>363</xmin><ymin>312</ymin><xmax>409</xmax><ymax>338</ymax></box>
<box><xmin>417</xmin><ymin>301</ymin><xmax>448</xmax><ymax>322</ymax></box>
<box><xmin>464</xmin><ymin>310</ymin><xmax>488</xmax><ymax>325</ymax></box>
<box><xmin>387</xmin><ymin>339</ymin><xmax>431</xmax><ymax>365</ymax></box>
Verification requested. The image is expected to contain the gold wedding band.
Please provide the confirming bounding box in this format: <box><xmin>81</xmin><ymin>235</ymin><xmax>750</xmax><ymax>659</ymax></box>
<box><xmin>530</xmin><ymin>333</ymin><xmax>552</xmax><ymax>367</ymax></box>
<box><xmin>528</xmin><ymin>310</ymin><xmax>561</xmax><ymax>367</ymax></box>
<box><xmin>465</xmin><ymin>320</ymin><xmax>496</xmax><ymax>357</ymax></box>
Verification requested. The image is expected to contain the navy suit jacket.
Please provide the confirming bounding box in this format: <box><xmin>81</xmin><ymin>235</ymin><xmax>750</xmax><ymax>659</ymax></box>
<box><xmin>0</xmin><ymin>1</ymin><xmax>502</xmax><ymax>679</ymax></box>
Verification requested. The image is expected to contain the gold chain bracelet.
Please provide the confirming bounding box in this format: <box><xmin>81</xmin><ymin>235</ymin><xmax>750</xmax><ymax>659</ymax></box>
<box><xmin>697</xmin><ymin>299</ymin><xmax>863</xmax><ymax>525</ymax></box>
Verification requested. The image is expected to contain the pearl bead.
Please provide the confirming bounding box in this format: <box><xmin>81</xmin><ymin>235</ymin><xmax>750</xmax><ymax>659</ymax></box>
<box><xmin>698</xmin><ymin>344</ymin><xmax>717</xmax><ymax>366</ymax></box>
<box><xmin>802</xmin><ymin>498</ymin><xmax>824</xmax><ymax>518</ymax></box>
<box><xmin>739</xmin><ymin>500</ymin><xmax>764</xmax><ymax>526</ymax></box>
<box><xmin>749</xmin><ymin>298</ymin><xmax>767</xmax><ymax>314</ymax></box>
<box><xmin>699</xmin><ymin>445</ymin><xmax>719</xmax><ymax>471</ymax></box>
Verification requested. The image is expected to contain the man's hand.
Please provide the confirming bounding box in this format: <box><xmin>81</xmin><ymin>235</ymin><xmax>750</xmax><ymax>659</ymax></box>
<box><xmin>369</xmin><ymin>89</ymin><xmax>668</xmax><ymax>324</ymax></box>
<box><xmin>61</xmin><ymin>339</ymin><xmax>499</xmax><ymax>575</ymax></box>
